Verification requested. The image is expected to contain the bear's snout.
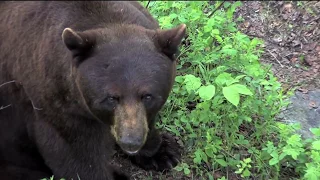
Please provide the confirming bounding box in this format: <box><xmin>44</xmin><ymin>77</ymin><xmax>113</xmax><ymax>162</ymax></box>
<box><xmin>112</xmin><ymin>103</ymin><xmax>149</xmax><ymax>154</ymax></box>
<box><xmin>118</xmin><ymin>133</ymin><xmax>144</xmax><ymax>154</ymax></box>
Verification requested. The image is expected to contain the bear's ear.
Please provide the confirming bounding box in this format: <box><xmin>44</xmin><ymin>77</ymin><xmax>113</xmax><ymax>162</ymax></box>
<box><xmin>62</xmin><ymin>28</ymin><xmax>95</xmax><ymax>57</ymax></box>
<box><xmin>156</xmin><ymin>24</ymin><xmax>187</xmax><ymax>59</ymax></box>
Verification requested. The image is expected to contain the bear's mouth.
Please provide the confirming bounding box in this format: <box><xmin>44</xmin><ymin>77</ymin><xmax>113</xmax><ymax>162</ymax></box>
<box><xmin>117</xmin><ymin>137</ymin><xmax>144</xmax><ymax>155</ymax></box>
<box><xmin>122</xmin><ymin>149</ymin><xmax>140</xmax><ymax>155</ymax></box>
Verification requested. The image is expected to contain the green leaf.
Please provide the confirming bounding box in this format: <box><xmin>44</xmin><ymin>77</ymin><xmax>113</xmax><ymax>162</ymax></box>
<box><xmin>221</xmin><ymin>48</ymin><xmax>238</xmax><ymax>56</ymax></box>
<box><xmin>216</xmin><ymin>159</ymin><xmax>228</xmax><ymax>167</ymax></box>
<box><xmin>243</xmin><ymin>158</ymin><xmax>251</xmax><ymax>164</ymax></box>
<box><xmin>215</xmin><ymin>72</ymin><xmax>233</xmax><ymax>86</ymax></box>
<box><xmin>223</xmin><ymin>86</ymin><xmax>240</xmax><ymax>106</ymax></box>
<box><xmin>174</xmin><ymin>166</ymin><xmax>183</xmax><ymax>171</ymax></box>
<box><xmin>215</xmin><ymin>66</ymin><xmax>229</xmax><ymax>74</ymax></box>
<box><xmin>242</xmin><ymin>168</ymin><xmax>251</xmax><ymax>177</ymax></box>
<box><xmin>193</xmin><ymin>149</ymin><xmax>202</xmax><ymax>164</ymax></box>
<box><xmin>310</xmin><ymin>150</ymin><xmax>320</xmax><ymax>160</ymax></box>
<box><xmin>263</xmin><ymin>141</ymin><xmax>276</xmax><ymax>154</ymax></box>
<box><xmin>169</xmin><ymin>13</ymin><xmax>178</xmax><ymax>19</ymax></box>
<box><xmin>250</xmin><ymin>38</ymin><xmax>262</xmax><ymax>48</ymax></box>
<box><xmin>235</xmin><ymin>75</ymin><xmax>246</xmax><ymax>80</ymax></box>
<box><xmin>175</xmin><ymin>76</ymin><xmax>185</xmax><ymax>83</ymax></box>
<box><xmin>184</xmin><ymin>74</ymin><xmax>202</xmax><ymax>93</ymax></box>
<box><xmin>201</xmin><ymin>150</ymin><xmax>208</xmax><ymax>163</ymax></box>
<box><xmin>223</xmin><ymin>2</ymin><xmax>231</xmax><ymax>8</ymax></box>
<box><xmin>178</xmin><ymin>16</ymin><xmax>187</xmax><ymax>23</ymax></box>
<box><xmin>184</xmin><ymin>168</ymin><xmax>191</xmax><ymax>175</ymax></box>
<box><xmin>283</xmin><ymin>146</ymin><xmax>303</xmax><ymax>160</ymax></box>
<box><xmin>312</xmin><ymin>140</ymin><xmax>320</xmax><ymax>150</ymax></box>
<box><xmin>260</xmin><ymin>80</ymin><xmax>271</xmax><ymax>86</ymax></box>
<box><xmin>226</xmin><ymin>79</ymin><xmax>239</xmax><ymax>86</ymax></box>
<box><xmin>198</xmin><ymin>85</ymin><xmax>216</xmax><ymax>100</ymax></box>
<box><xmin>242</xmin><ymin>116</ymin><xmax>252</xmax><ymax>122</ymax></box>
<box><xmin>269</xmin><ymin>157</ymin><xmax>279</xmax><ymax>166</ymax></box>
<box><xmin>211</xmin><ymin>29</ymin><xmax>220</xmax><ymax>35</ymax></box>
<box><xmin>304</xmin><ymin>164</ymin><xmax>319</xmax><ymax>180</ymax></box>
<box><xmin>279</xmin><ymin>152</ymin><xmax>287</xmax><ymax>161</ymax></box>
<box><xmin>215</xmin><ymin>35</ymin><xmax>223</xmax><ymax>44</ymax></box>
<box><xmin>231</xmin><ymin>84</ymin><xmax>253</xmax><ymax>96</ymax></box>
<box><xmin>205</xmin><ymin>148</ymin><xmax>214</xmax><ymax>158</ymax></box>
<box><xmin>287</xmin><ymin>134</ymin><xmax>303</xmax><ymax>147</ymax></box>
<box><xmin>310</xmin><ymin>128</ymin><xmax>320</xmax><ymax>137</ymax></box>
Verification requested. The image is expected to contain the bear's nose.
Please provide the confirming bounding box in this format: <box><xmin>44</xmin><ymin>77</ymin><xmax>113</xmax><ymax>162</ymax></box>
<box><xmin>118</xmin><ymin>136</ymin><xmax>143</xmax><ymax>155</ymax></box>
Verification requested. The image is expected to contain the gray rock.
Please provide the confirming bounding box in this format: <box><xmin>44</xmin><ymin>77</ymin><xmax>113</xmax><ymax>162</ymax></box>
<box><xmin>279</xmin><ymin>90</ymin><xmax>320</xmax><ymax>139</ymax></box>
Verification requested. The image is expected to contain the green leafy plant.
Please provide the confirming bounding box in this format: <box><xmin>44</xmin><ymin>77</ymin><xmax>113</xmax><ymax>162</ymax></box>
<box><xmin>140</xmin><ymin>1</ymin><xmax>320</xmax><ymax>179</ymax></box>
<box><xmin>235</xmin><ymin>158</ymin><xmax>252</xmax><ymax>178</ymax></box>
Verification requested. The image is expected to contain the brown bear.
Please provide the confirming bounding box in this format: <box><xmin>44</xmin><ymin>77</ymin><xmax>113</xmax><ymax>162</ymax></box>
<box><xmin>0</xmin><ymin>1</ymin><xmax>186</xmax><ymax>180</ymax></box>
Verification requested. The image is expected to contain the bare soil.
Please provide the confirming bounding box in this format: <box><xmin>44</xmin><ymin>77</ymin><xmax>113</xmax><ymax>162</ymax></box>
<box><xmin>113</xmin><ymin>1</ymin><xmax>320</xmax><ymax>179</ymax></box>
<box><xmin>236</xmin><ymin>1</ymin><xmax>320</xmax><ymax>92</ymax></box>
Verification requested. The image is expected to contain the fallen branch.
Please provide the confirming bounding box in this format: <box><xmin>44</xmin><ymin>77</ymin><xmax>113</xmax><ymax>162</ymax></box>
<box><xmin>267</xmin><ymin>49</ymin><xmax>284</xmax><ymax>68</ymax></box>
<box><xmin>208</xmin><ymin>1</ymin><xmax>226</xmax><ymax>18</ymax></box>
<box><xmin>146</xmin><ymin>0</ymin><xmax>151</xmax><ymax>9</ymax></box>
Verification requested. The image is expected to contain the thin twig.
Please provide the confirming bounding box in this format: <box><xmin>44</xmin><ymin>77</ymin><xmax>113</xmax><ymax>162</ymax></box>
<box><xmin>176</xmin><ymin>45</ymin><xmax>191</xmax><ymax>60</ymax></box>
<box><xmin>267</xmin><ymin>49</ymin><xmax>284</xmax><ymax>68</ymax></box>
<box><xmin>0</xmin><ymin>80</ymin><xmax>16</xmax><ymax>88</ymax></box>
<box><xmin>208</xmin><ymin>1</ymin><xmax>226</xmax><ymax>18</ymax></box>
<box><xmin>146</xmin><ymin>0</ymin><xmax>151</xmax><ymax>9</ymax></box>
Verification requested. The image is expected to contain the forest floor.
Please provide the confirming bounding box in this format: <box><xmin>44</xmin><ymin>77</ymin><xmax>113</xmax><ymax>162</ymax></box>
<box><xmin>236</xmin><ymin>1</ymin><xmax>320</xmax><ymax>92</ymax></box>
<box><xmin>112</xmin><ymin>1</ymin><xmax>320</xmax><ymax>180</ymax></box>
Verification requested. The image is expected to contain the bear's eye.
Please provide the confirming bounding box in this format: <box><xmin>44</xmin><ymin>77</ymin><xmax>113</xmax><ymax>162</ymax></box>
<box><xmin>142</xmin><ymin>94</ymin><xmax>153</xmax><ymax>102</ymax></box>
<box><xmin>103</xmin><ymin>96</ymin><xmax>119</xmax><ymax>105</ymax></box>
<box><xmin>107</xmin><ymin>96</ymin><xmax>118</xmax><ymax>103</ymax></box>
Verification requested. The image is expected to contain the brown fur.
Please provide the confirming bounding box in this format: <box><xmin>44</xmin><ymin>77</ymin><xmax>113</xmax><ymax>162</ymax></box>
<box><xmin>0</xmin><ymin>1</ymin><xmax>186</xmax><ymax>180</ymax></box>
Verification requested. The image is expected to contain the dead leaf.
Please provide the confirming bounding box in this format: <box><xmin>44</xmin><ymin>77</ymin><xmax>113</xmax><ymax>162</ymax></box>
<box><xmin>304</xmin><ymin>55</ymin><xmax>315</xmax><ymax>66</ymax></box>
<box><xmin>290</xmin><ymin>57</ymin><xmax>297</xmax><ymax>63</ymax></box>
<box><xmin>302</xmin><ymin>14</ymin><xmax>310</xmax><ymax>21</ymax></box>
<box><xmin>292</xmin><ymin>40</ymin><xmax>301</xmax><ymax>47</ymax></box>
<box><xmin>213</xmin><ymin>172</ymin><xmax>223</xmax><ymax>179</ymax></box>
<box><xmin>304</xmin><ymin>43</ymin><xmax>317</xmax><ymax>51</ymax></box>
<box><xmin>273</xmin><ymin>37</ymin><xmax>283</xmax><ymax>43</ymax></box>
<box><xmin>309</xmin><ymin>101</ymin><xmax>318</xmax><ymax>108</ymax></box>
<box><xmin>316</xmin><ymin>46</ymin><xmax>320</xmax><ymax>55</ymax></box>
<box><xmin>298</xmin><ymin>88</ymin><xmax>308</xmax><ymax>94</ymax></box>
<box><xmin>305</xmin><ymin>33</ymin><xmax>312</xmax><ymax>37</ymax></box>
<box><xmin>304</xmin><ymin>72</ymin><xmax>312</xmax><ymax>77</ymax></box>
<box><xmin>283</xmin><ymin>3</ymin><xmax>293</xmax><ymax>13</ymax></box>
<box><xmin>244</xmin><ymin>21</ymin><xmax>250</xmax><ymax>28</ymax></box>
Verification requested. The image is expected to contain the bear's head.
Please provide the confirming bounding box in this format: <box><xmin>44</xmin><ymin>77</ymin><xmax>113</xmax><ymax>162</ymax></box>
<box><xmin>61</xmin><ymin>24</ymin><xmax>186</xmax><ymax>154</ymax></box>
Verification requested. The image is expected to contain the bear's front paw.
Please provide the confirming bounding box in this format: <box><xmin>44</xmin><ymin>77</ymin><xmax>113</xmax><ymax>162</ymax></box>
<box><xmin>131</xmin><ymin>133</ymin><xmax>182</xmax><ymax>171</ymax></box>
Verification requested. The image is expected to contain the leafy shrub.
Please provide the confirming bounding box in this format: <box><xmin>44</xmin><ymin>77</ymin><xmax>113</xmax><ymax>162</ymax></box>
<box><xmin>141</xmin><ymin>1</ymin><xmax>320</xmax><ymax>179</ymax></box>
